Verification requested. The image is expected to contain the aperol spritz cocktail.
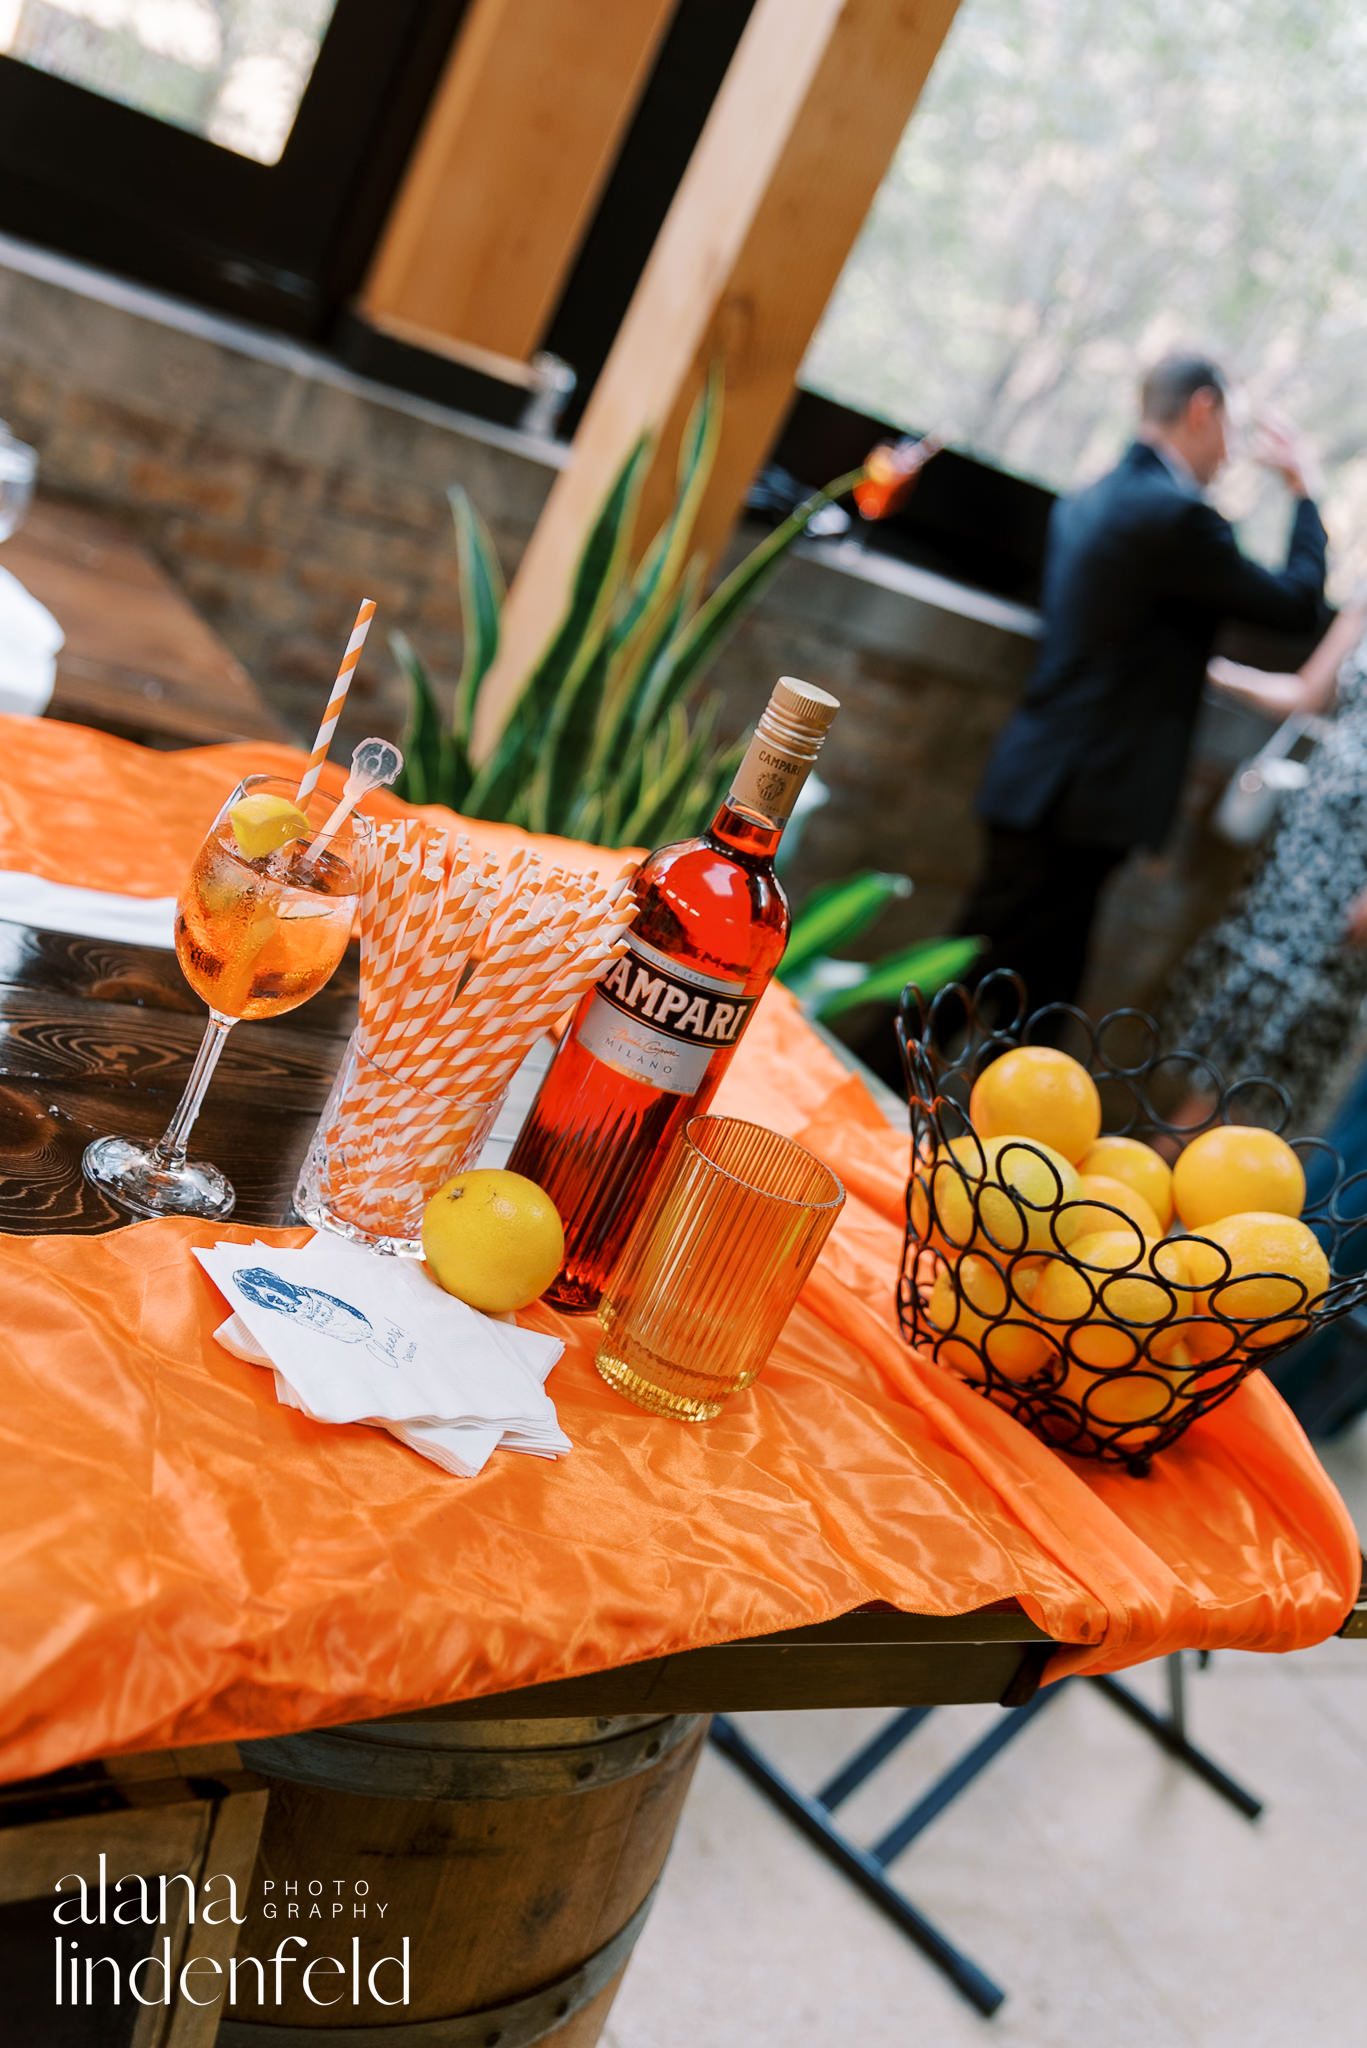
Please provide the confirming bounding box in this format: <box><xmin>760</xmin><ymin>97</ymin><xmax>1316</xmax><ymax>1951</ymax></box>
<box><xmin>83</xmin><ymin>774</ymin><xmax>369</xmax><ymax>1220</ymax></box>
<box><xmin>176</xmin><ymin>802</ymin><xmax>358</xmax><ymax>1018</ymax></box>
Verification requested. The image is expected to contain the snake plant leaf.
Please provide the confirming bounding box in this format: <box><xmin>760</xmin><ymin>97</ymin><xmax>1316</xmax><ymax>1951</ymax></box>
<box><xmin>781</xmin><ymin>871</ymin><xmax>915</xmax><ymax>982</ymax></box>
<box><xmin>620</xmin><ymin>702</ymin><xmax>698</xmax><ymax>847</ymax></box>
<box><xmin>605</xmin><ymin>557</ymin><xmax>704</xmax><ymax>764</ymax></box>
<box><xmin>639</xmin><ymin>467</ymin><xmax>865</xmax><ymax>729</ymax></box>
<box><xmin>637</xmin><ymin>699</ymin><xmax>725</xmax><ymax>846</ymax></box>
<box><xmin>608</xmin><ymin>366</ymin><xmax>721</xmax><ymax>661</ymax></box>
<box><xmin>392</xmin><ymin>629</ymin><xmax>456</xmax><ymax>808</ymax></box>
<box><xmin>465</xmin><ymin>431</ymin><xmax>651</xmax><ymax>821</ymax></box>
<box><xmin>614</xmin><ymin>706</ymin><xmax>675</xmax><ymax>844</ymax></box>
<box><xmin>683</xmin><ymin>734</ymin><xmax>749</xmax><ymax>830</ymax></box>
<box><xmin>448</xmin><ymin>485</ymin><xmax>504</xmax><ymax>755</ymax></box>
<box><xmin>587</xmin><ymin>377</ymin><xmax>721</xmax><ymax>784</ymax></box>
<box><xmin>812</xmin><ymin>936</ymin><xmax>984</xmax><ymax>1021</ymax></box>
<box><xmin>537</xmin><ymin>622</ymin><xmax>621</xmax><ymax>834</ymax></box>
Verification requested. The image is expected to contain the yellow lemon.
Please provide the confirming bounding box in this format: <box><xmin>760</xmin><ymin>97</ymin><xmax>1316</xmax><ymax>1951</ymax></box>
<box><xmin>969</xmin><ymin>1046</ymin><xmax>1101</xmax><ymax>1163</ymax></box>
<box><xmin>1199</xmin><ymin>1211</ymin><xmax>1330</xmax><ymax>1348</ymax></box>
<box><xmin>926</xmin><ymin>1252</ymin><xmax>1054</xmax><ymax>1383</ymax></box>
<box><xmin>1148</xmin><ymin>1236</ymin><xmax>1238</xmax><ymax>1365</ymax></box>
<box><xmin>228</xmin><ymin>791</ymin><xmax>311</xmax><ymax>859</ymax></box>
<box><xmin>910</xmin><ymin>1135</ymin><xmax>988</xmax><ymax>1253</ymax></box>
<box><xmin>1066</xmin><ymin>1173</ymin><xmax>1162</xmax><ymax>1245</ymax></box>
<box><xmin>1078</xmin><ymin>1134</ymin><xmax>1173</xmax><ymax>1228</ymax></box>
<box><xmin>986</xmin><ymin>1136</ymin><xmax>1085</xmax><ymax>1252</ymax></box>
<box><xmin>422</xmin><ymin>1169</ymin><xmax>565</xmax><ymax>1314</ymax></box>
<box><xmin>926</xmin><ymin>1264</ymin><xmax>988</xmax><ymax>1381</ymax></box>
<box><xmin>1172</xmin><ymin>1125</ymin><xmax>1305</xmax><ymax>1228</ymax></box>
<box><xmin>1032</xmin><ymin>1229</ymin><xmax>1171</xmax><ymax>1370</ymax></box>
<box><xmin>912</xmin><ymin>1135</ymin><xmax>1082</xmax><ymax>1256</ymax></box>
<box><xmin>1060</xmin><ymin>1357</ymin><xmax>1185</xmax><ymax>1433</ymax></box>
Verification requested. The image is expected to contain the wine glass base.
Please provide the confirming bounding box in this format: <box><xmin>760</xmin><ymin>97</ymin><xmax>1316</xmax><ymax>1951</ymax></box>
<box><xmin>83</xmin><ymin>1136</ymin><xmax>236</xmax><ymax>1222</ymax></box>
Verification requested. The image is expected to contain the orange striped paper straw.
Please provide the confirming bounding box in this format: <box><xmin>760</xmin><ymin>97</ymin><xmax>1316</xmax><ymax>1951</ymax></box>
<box><xmin>296</xmin><ymin>599</ymin><xmax>375</xmax><ymax>805</ymax></box>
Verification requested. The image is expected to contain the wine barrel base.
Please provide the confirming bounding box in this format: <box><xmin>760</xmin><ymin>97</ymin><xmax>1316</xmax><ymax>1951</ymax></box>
<box><xmin>219</xmin><ymin>1881</ymin><xmax>653</xmax><ymax>2047</ymax></box>
<box><xmin>228</xmin><ymin>1715</ymin><xmax>707</xmax><ymax>2046</ymax></box>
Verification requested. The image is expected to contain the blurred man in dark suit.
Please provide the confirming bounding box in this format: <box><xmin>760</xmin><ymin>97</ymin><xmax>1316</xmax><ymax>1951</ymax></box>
<box><xmin>958</xmin><ymin>352</ymin><xmax>1327</xmax><ymax>1014</ymax></box>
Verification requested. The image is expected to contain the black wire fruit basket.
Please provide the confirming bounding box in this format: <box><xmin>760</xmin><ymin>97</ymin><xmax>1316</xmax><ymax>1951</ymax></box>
<box><xmin>896</xmin><ymin>972</ymin><xmax>1367</xmax><ymax>1474</ymax></box>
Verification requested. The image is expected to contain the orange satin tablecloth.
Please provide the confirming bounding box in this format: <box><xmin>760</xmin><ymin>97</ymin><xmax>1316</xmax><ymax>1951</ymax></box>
<box><xmin>0</xmin><ymin>718</ymin><xmax>1359</xmax><ymax>1785</ymax></box>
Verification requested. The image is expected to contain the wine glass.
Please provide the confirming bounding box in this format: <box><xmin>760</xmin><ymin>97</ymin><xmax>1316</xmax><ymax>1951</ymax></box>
<box><xmin>852</xmin><ymin>430</ymin><xmax>944</xmax><ymax>525</ymax></box>
<box><xmin>83</xmin><ymin>775</ymin><xmax>371</xmax><ymax>1220</ymax></box>
<box><xmin>0</xmin><ymin>422</ymin><xmax>37</xmax><ymax>542</ymax></box>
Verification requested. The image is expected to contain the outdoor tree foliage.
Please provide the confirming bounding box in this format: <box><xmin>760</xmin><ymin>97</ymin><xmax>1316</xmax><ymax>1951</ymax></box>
<box><xmin>806</xmin><ymin>0</ymin><xmax>1367</xmax><ymax>583</ymax></box>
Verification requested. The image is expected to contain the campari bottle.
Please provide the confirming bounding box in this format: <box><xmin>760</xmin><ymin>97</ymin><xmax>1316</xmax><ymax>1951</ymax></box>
<box><xmin>508</xmin><ymin>676</ymin><xmax>839</xmax><ymax>1311</ymax></box>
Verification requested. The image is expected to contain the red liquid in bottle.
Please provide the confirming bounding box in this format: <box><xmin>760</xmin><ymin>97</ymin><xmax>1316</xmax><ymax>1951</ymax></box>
<box><xmin>508</xmin><ymin>677</ymin><xmax>839</xmax><ymax>1312</ymax></box>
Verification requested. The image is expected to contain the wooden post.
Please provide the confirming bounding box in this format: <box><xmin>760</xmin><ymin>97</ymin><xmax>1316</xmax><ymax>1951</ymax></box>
<box><xmin>359</xmin><ymin>0</ymin><xmax>675</xmax><ymax>370</ymax></box>
<box><xmin>473</xmin><ymin>0</ymin><xmax>960</xmax><ymax>755</ymax></box>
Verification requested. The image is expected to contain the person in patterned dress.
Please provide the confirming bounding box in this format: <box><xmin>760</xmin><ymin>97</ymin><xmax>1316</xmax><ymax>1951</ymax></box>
<box><xmin>1161</xmin><ymin>590</ymin><xmax>1367</xmax><ymax>1126</ymax></box>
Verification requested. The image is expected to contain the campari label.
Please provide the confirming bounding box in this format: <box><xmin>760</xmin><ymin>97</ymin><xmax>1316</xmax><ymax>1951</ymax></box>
<box><xmin>576</xmin><ymin>934</ymin><xmax>755</xmax><ymax>1095</ymax></box>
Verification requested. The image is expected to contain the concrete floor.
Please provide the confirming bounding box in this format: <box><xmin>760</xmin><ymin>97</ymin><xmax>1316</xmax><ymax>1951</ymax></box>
<box><xmin>604</xmin><ymin>1418</ymin><xmax>1367</xmax><ymax>2048</ymax></box>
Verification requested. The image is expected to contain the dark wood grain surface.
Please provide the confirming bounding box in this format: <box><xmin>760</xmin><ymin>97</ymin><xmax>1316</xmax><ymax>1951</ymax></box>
<box><xmin>2</xmin><ymin>496</ymin><xmax>291</xmax><ymax>748</ymax></box>
<box><xmin>0</xmin><ymin>922</ymin><xmax>355</xmax><ymax>1234</ymax></box>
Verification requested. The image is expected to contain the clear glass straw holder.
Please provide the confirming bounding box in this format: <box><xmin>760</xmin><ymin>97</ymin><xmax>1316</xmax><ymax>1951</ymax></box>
<box><xmin>295</xmin><ymin>1029</ymin><xmax>505</xmax><ymax>1254</ymax></box>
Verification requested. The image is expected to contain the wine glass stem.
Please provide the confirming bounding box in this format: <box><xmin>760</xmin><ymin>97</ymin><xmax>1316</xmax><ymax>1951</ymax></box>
<box><xmin>153</xmin><ymin>1012</ymin><xmax>234</xmax><ymax>1169</ymax></box>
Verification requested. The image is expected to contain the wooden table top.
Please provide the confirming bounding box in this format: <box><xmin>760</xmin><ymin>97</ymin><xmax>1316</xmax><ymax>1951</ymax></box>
<box><xmin>2</xmin><ymin>496</ymin><xmax>291</xmax><ymax>749</ymax></box>
<box><xmin>0</xmin><ymin>920</ymin><xmax>355</xmax><ymax>1235</ymax></box>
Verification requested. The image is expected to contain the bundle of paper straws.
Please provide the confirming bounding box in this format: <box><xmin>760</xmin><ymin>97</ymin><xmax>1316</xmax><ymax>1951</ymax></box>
<box><xmin>308</xmin><ymin>818</ymin><xmax>636</xmax><ymax>1240</ymax></box>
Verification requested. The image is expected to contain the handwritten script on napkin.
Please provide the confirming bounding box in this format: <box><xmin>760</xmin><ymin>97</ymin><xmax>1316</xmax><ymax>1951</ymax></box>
<box><xmin>196</xmin><ymin>1233</ymin><xmax>569</xmax><ymax>1477</ymax></box>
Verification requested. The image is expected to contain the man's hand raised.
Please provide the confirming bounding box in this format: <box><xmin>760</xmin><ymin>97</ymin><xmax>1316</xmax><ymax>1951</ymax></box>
<box><xmin>1250</xmin><ymin>412</ymin><xmax>1320</xmax><ymax>500</ymax></box>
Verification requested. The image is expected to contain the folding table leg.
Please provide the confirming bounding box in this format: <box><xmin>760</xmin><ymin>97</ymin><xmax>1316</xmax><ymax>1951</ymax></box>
<box><xmin>712</xmin><ymin>1653</ymin><xmax>1261</xmax><ymax>2020</ymax></box>
<box><xmin>868</xmin><ymin>1687</ymin><xmax>1055</xmax><ymax>1867</ymax></box>
<box><xmin>816</xmin><ymin>1705</ymin><xmax>934</xmax><ymax>1811</ymax></box>
<box><xmin>711</xmin><ymin>1714</ymin><xmax>1007</xmax><ymax>2016</ymax></box>
<box><xmin>1088</xmin><ymin>1655</ymin><xmax>1263</xmax><ymax>1821</ymax></box>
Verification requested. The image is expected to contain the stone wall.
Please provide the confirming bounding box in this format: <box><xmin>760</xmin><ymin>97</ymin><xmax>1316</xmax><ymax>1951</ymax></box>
<box><xmin>708</xmin><ymin>539</ymin><xmax>1040</xmax><ymax>957</ymax></box>
<box><xmin>0</xmin><ymin>234</ymin><xmax>561</xmax><ymax>750</ymax></box>
<box><xmin>0</xmin><ymin>231</ymin><xmax>1262</xmax><ymax>1025</ymax></box>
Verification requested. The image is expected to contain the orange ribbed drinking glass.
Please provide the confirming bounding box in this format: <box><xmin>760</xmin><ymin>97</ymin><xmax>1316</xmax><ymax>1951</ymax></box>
<box><xmin>595</xmin><ymin>1115</ymin><xmax>846</xmax><ymax>1421</ymax></box>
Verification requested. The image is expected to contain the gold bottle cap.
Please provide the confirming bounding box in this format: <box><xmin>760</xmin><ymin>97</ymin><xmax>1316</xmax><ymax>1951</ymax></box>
<box><xmin>756</xmin><ymin>676</ymin><xmax>840</xmax><ymax>764</ymax></box>
<box><xmin>771</xmin><ymin>676</ymin><xmax>840</xmax><ymax>734</ymax></box>
<box><xmin>727</xmin><ymin>675</ymin><xmax>840</xmax><ymax>824</ymax></box>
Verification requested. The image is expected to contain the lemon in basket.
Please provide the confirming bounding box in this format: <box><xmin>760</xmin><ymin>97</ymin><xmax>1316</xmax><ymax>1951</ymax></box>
<box><xmin>926</xmin><ymin>1252</ymin><xmax>1054</xmax><ymax>1382</ymax></box>
<box><xmin>1147</xmin><ymin>1236</ymin><xmax>1238</xmax><ymax>1365</ymax></box>
<box><xmin>1068</xmin><ymin>1173</ymin><xmax>1163</xmax><ymax>1243</ymax></box>
<box><xmin>911</xmin><ymin>1134</ymin><xmax>1082</xmax><ymax>1255</ymax></box>
<box><xmin>422</xmin><ymin>1169</ymin><xmax>564</xmax><ymax>1314</ymax></box>
<box><xmin>1199</xmin><ymin>1211</ymin><xmax>1330</xmax><ymax>1348</ymax></box>
<box><xmin>1032</xmin><ymin>1229</ymin><xmax>1171</xmax><ymax>1370</ymax></box>
<box><xmin>1032</xmin><ymin>1230</ymin><xmax>1185</xmax><ymax>1431</ymax></box>
<box><xmin>969</xmin><ymin>1046</ymin><xmax>1101</xmax><ymax>1164</ymax></box>
<box><xmin>1078</xmin><ymin>1134</ymin><xmax>1173</xmax><ymax>1229</ymax></box>
<box><xmin>1172</xmin><ymin>1125</ymin><xmax>1304</xmax><ymax>1228</ymax></box>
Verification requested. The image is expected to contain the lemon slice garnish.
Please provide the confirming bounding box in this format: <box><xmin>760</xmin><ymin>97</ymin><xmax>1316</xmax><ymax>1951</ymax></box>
<box><xmin>228</xmin><ymin>793</ymin><xmax>311</xmax><ymax>860</ymax></box>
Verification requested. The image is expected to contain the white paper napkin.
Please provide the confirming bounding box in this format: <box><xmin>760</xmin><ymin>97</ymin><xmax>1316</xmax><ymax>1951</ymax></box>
<box><xmin>197</xmin><ymin>1233</ymin><xmax>569</xmax><ymax>1478</ymax></box>
<box><xmin>0</xmin><ymin>564</ymin><xmax>62</xmax><ymax>716</ymax></box>
<box><xmin>0</xmin><ymin>870</ymin><xmax>176</xmax><ymax>945</ymax></box>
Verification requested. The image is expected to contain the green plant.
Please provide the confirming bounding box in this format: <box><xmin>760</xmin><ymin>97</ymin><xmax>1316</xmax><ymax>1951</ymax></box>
<box><xmin>394</xmin><ymin>371</ymin><xmax>864</xmax><ymax>846</ymax></box>
<box><xmin>778</xmin><ymin>868</ymin><xmax>982</xmax><ymax>1022</ymax></box>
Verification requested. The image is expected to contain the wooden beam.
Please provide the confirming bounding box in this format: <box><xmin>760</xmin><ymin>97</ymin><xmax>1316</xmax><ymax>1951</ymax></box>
<box><xmin>473</xmin><ymin>0</ymin><xmax>961</xmax><ymax>755</ymax></box>
<box><xmin>359</xmin><ymin>0</ymin><xmax>675</xmax><ymax>366</ymax></box>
